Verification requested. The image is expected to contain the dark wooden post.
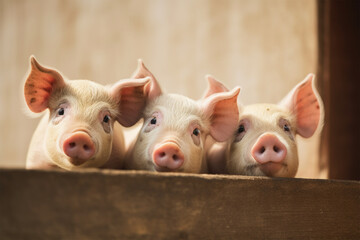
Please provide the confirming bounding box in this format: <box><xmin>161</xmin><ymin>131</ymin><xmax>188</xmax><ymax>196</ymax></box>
<box><xmin>317</xmin><ymin>0</ymin><xmax>360</xmax><ymax>180</ymax></box>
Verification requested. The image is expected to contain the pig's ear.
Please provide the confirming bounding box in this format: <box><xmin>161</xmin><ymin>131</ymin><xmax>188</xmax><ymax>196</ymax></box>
<box><xmin>110</xmin><ymin>77</ymin><xmax>151</xmax><ymax>127</ymax></box>
<box><xmin>202</xmin><ymin>75</ymin><xmax>230</xmax><ymax>99</ymax></box>
<box><xmin>132</xmin><ymin>59</ymin><xmax>162</xmax><ymax>100</ymax></box>
<box><xmin>279</xmin><ymin>74</ymin><xmax>323</xmax><ymax>138</ymax></box>
<box><xmin>201</xmin><ymin>87</ymin><xmax>240</xmax><ymax>142</ymax></box>
<box><xmin>24</xmin><ymin>56</ymin><xmax>66</xmax><ymax>113</ymax></box>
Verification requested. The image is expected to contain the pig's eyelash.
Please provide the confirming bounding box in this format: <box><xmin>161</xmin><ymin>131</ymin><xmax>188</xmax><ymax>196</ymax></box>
<box><xmin>53</xmin><ymin>99</ymin><xmax>68</xmax><ymax>109</ymax></box>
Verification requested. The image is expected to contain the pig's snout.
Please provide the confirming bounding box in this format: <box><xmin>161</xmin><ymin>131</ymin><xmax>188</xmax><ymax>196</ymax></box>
<box><xmin>251</xmin><ymin>134</ymin><xmax>287</xmax><ymax>164</ymax></box>
<box><xmin>153</xmin><ymin>142</ymin><xmax>184</xmax><ymax>171</ymax></box>
<box><xmin>62</xmin><ymin>132</ymin><xmax>96</xmax><ymax>165</ymax></box>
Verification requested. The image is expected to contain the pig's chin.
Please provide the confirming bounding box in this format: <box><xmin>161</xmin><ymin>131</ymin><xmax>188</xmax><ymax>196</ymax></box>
<box><xmin>258</xmin><ymin>162</ymin><xmax>287</xmax><ymax>177</ymax></box>
<box><xmin>51</xmin><ymin>152</ymin><xmax>108</xmax><ymax>170</ymax></box>
<box><xmin>55</xmin><ymin>157</ymin><xmax>98</xmax><ymax>170</ymax></box>
<box><xmin>244</xmin><ymin>162</ymin><xmax>287</xmax><ymax>177</ymax></box>
<box><xmin>154</xmin><ymin>165</ymin><xmax>175</xmax><ymax>172</ymax></box>
<box><xmin>152</xmin><ymin>163</ymin><xmax>183</xmax><ymax>173</ymax></box>
<box><xmin>67</xmin><ymin>157</ymin><xmax>88</xmax><ymax>166</ymax></box>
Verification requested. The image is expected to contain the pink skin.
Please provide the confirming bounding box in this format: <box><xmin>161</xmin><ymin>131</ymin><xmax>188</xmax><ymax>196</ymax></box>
<box><xmin>24</xmin><ymin>56</ymin><xmax>151</xmax><ymax>170</ymax></box>
<box><xmin>124</xmin><ymin>60</ymin><xmax>240</xmax><ymax>173</ymax></box>
<box><xmin>152</xmin><ymin>141</ymin><xmax>185</xmax><ymax>171</ymax></box>
<box><xmin>62</xmin><ymin>131</ymin><xmax>96</xmax><ymax>165</ymax></box>
<box><xmin>204</xmin><ymin>74</ymin><xmax>323</xmax><ymax>177</ymax></box>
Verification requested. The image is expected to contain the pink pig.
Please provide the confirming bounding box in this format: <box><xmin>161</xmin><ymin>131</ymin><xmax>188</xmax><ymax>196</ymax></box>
<box><xmin>206</xmin><ymin>74</ymin><xmax>323</xmax><ymax>177</ymax></box>
<box><xmin>124</xmin><ymin>60</ymin><xmax>240</xmax><ymax>173</ymax></box>
<box><xmin>24</xmin><ymin>56</ymin><xmax>150</xmax><ymax>170</ymax></box>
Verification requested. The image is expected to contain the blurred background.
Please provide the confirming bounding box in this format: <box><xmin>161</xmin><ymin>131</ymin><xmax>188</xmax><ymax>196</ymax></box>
<box><xmin>0</xmin><ymin>0</ymin><xmax>358</xmax><ymax>180</ymax></box>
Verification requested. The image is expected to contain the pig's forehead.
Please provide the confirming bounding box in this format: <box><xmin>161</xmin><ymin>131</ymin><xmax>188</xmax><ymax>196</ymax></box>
<box><xmin>51</xmin><ymin>80</ymin><xmax>117</xmax><ymax>109</ymax></box>
<box><xmin>69</xmin><ymin>80</ymin><xmax>112</xmax><ymax>101</ymax></box>
<box><xmin>145</xmin><ymin>94</ymin><xmax>206</xmax><ymax>123</ymax></box>
<box><xmin>147</xmin><ymin>94</ymin><xmax>200</xmax><ymax>114</ymax></box>
<box><xmin>241</xmin><ymin>103</ymin><xmax>294</xmax><ymax>122</ymax></box>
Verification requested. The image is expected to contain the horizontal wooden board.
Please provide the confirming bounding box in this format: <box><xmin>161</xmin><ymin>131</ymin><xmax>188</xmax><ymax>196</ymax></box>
<box><xmin>0</xmin><ymin>169</ymin><xmax>359</xmax><ymax>239</ymax></box>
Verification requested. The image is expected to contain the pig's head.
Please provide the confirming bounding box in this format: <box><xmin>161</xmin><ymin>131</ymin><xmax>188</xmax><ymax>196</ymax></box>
<box><xmin>24</xmin><ymin>56</ymin><xmax>150</xmax><ymax>170</ymax></box>
<box><xmin>127</xmin><ymin>60</ymin><xmax>240</xmax><ymax>173</ymax></box>
<box><xmin>205</xmin><ymin>74</ymin><xmax>323</xmax><ymax>177</ymax></box>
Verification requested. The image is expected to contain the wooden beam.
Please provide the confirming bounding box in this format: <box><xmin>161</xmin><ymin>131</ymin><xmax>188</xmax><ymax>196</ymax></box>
<box><xmin>0</xmin><ymin>169</ymin><xmax>359</xmax><ymax>239</ymax></box>
<box><xmin>317</xmin><ymin>0</ymin><xmax>360</xmax><ymax>180</ymax></box>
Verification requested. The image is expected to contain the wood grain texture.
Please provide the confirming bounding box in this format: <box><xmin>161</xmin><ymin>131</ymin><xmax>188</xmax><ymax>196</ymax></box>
<box><xmin>0</xmin><ymin>169</ymin><xmax>359</xmax><ymax>239</ymax></box>
<box><xmin>317</xmin><ymin>0</ymin><xmax>360</xmax><ymax>180</ymax></box>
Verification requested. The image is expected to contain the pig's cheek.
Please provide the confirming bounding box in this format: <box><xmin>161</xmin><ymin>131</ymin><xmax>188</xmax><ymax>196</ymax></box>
<box><xmin>92</xmin><ymin>132</ymin><xmax>112</xmax><ymax>165</ymax></box>
<box><xmin>190</xmin><ymin>147</ymin><xmax>203</xmax><ymax>173</ymax></box>
<box><xmin>228</xmin><ymin>142</ymin><xmax>246</xmax><ymax>174</ymax></box>
<box><xmin>133</xmin><ymin>132</ymin><xmax>155</xmax><ymax>170</ymax></box>
<box><xmin>276</xmin><ymin>142</ymin><xmax>298</xmax><ymax>177</ymax></box>
<box><xmin>44</xmin><ymin>124</ymin><xmax>69</xmax><ymax>168</ymax></box>
<box><xmin>228</xmin><ymin>137</ymin><xmax>256</xmax><ymax>175</ymax></box>
<box><xmin>143</xmin><ymin>130</ymin><xmax>160</xmax><ymax>162</ymax></box>
<box><xmin>182</xmin><ymin>138</ymin><xmax>203</xmax><ymax>173</ymax></box>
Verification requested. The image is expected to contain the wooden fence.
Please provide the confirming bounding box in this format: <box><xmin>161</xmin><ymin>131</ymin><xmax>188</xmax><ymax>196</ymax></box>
<box><xmin>1</xmin><ymin>168</ymin><xmax>359</xmax><ymax>239</ymax></box>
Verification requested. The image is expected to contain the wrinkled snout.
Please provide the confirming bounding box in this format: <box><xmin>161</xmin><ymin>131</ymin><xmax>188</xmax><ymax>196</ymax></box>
<box><xmin>152</xmin><ymin>142</ymin><xmax>184</xmax><ymax>171</ymax></box>
<box><xmin>251</xmin><ymin>133</ymin><xmax>287</xmax><ymax>164</ymax></box>
<box><xmin>62</xmin><ymin>132</ymin><xmax>96</xmax><ymax>165</ymax></box>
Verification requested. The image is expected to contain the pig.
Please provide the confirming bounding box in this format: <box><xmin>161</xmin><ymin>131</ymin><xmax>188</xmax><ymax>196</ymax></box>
<box><xmin>24</xmin><ymin>56</ymin><xmax>151</xmax><ymax>170</ymax></box>
<box><xmin>124</xmin><ymin>60</ymin><xmax>240</xmax><ymax>173</ymax></box>
<box><xmin>205</xmin><ymin>74</ymin><xmax>323</xmax><ymax>177</ymax></box>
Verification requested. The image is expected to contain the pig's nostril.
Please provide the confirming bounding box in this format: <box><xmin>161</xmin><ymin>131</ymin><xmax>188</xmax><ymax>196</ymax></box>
<box><xmin>69</xmin><ymin>142</ymin><xmax>76</xmax><ymax>148</ymax></box>
<box><xmin>83</xmin><ymin>144</ymin><xmax>89</xmax><ymax>151</ymax></box>
<box><xmin>160</xmin><ymin>152</ymin><xmax>166</xmax><ymax>157</ymax></box>
<box><xmin>173</xmin><ymin>154</ymin><xmax>179</xmax><ymax>161</ymax></box>
<box><xmin>273</xmin><ymin>146</ymin><xmax>279</xmax><ymax>153</ymax></box>
<box><xmin>259</xmin><ymin>146</ymin><xmax>266</xmax><ymax>154</ymax></box>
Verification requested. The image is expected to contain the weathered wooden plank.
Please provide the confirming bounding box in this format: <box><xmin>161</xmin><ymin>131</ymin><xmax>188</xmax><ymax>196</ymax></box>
<box><xmin>317</xmin><ymin>0</ymin><xmax>360</xmax><ymax>180</ymax></box>
<box><xmin>0</xmin><ymin>169</ymin><xmax>359</xmax><ymax>239</ymax></box>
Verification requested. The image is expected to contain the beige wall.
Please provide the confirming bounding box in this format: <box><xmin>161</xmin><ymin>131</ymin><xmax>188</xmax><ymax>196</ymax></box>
<box><xmin>0</xmin><ymin>0</ymin><xmax>323</xmax><ymax>178</ymax></box>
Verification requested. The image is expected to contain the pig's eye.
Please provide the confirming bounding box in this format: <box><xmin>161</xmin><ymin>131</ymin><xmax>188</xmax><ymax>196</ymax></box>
<box><xmin>100</xmin><ymin>111</ymin><xmax>112</xmax><ymax>133</ymax></box>
<box><xmin>145</xmin><ymin>111</ymin><xmax>162</xmax><ymax>133</ymax></box>
<box><xmin>279</xmin><ymin>118</ymin><xmax>294</xmax><ymax>140</ymax></box>
<box><xmin>234</xmin><ymin>119</ymin><xmax>249</xmax><ymax>142</ymax></box>
<box><xmin>103</xmin><ymin>115</ymin><xmax>110</xmax><ymax>123</ymax></box>
<box><xmin>237</xmin><ymin>124</ymin><xmax>245</xmax><ymax>133</ymax></box>
<box><xmin>58</xmin><ymin>108</ymin><xmax>65</xmax><ymax>116</ymax></box>
<box><xmin>193</xmin><ymin>128</ymin><xmax>200</xmax><ymax>136</ymax></box>
<box><xmin>53</xmin><ymin>103</ymin><xmax>69</xmax><ymax>124</ymax></box>
<box><xmin>150</xmin><ymin>117</ymin><xmax>157</xmax><ymax>125</ymax></box>
<box><xmin>190</xmin><ymin>125</ymin><xmax>201</xmax><ymax>146</ymax></box>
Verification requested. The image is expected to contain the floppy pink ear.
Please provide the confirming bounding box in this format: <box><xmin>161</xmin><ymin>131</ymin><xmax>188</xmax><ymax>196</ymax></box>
<box><xmin>279</xmin><ymin>74</ymin><xmax>323</xmax><ymax>138</ymax></box>
<box><xmin>110</xmin><ymin>77</ymin><xmax>151</xmax><ymax>127</ymax></box>
<box><xmin>132</xmin><ymin>59</ymin><xmax>162</xmax><ymax>101</ymax></box>
<box><xmin>201</xmin><ymin>87</ymin><xmax>240</xmax><ymax>142</ymax></box>
<box><xmin>24</xmin><ymin>56</ymin><xmax>66</xmax><ymax>113</ymax></box>
<box><xmin>202</xmin><ymin>75</ymin><xmax>229</xmax><ymax>98</ymax></box>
